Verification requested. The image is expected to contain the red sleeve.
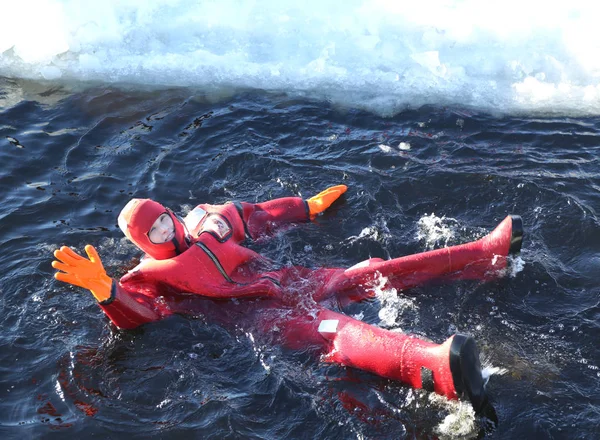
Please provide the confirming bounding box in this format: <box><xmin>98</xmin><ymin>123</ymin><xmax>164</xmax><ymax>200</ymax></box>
<box><xmin>97</xmin><ymin>280</ymin><xmax>172</xmax><ymax>330</ymax></box>
<box><xmin>236</xmin><ymin>197</ymin><xmax>310</xmax><ymax>239</ymax></box>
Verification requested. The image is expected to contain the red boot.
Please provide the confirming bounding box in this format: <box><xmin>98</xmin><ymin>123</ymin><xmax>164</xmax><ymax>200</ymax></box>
<box><xmin>316</xmin><ymin>309</ymin><xmax>487</xmax><ymax>410</ymax></box>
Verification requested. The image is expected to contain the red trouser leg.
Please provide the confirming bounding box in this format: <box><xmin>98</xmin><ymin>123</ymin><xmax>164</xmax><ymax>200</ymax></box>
<box><xmin>316</xmin><ymin>309</ymin><xmax>487</xmax><ymax>409</ymax></box>
<box><xmin>328</xmin><ymin>215</ymin><xmax>523</xmax><ymax>294</ymax></box>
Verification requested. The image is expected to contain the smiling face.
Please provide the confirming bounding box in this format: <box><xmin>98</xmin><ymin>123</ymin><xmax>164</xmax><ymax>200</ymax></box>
<box><xmin>148</xmin><ymin>212</ymin><xmax>175</xmax><ymax>244</ymax></box>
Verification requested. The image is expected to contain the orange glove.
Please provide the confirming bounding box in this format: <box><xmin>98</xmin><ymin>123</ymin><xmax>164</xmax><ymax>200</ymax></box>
<box><xmin>52</xmin><ymin>245</ymin><xmax>112</xmax><ymax>302</ymax></box>
<box><xmin>306</xmin><ymin>184</ymin><xmax>348</xmax><ymax>216</ymax></box>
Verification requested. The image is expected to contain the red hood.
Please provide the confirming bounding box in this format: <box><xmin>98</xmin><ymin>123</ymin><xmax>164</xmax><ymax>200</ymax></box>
<box><xmin>118</xmin><ymin>198</ymin><xmax>190</xmax><ymax>260</ymax></box>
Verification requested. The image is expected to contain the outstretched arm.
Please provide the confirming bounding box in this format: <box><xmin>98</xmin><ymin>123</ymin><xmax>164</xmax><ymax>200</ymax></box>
<box><xmin>52</xmin><ymin>245</ymin><xmax>167</xmax><ymax>329</ymax></box>
<box><xmin>237</xmin><ymin>184</ymin><xmax>347</xmax><ymax>239</ymax></box>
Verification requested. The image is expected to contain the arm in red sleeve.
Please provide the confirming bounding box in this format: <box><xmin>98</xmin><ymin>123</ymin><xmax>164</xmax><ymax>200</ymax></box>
<box><xmin>52</xmin><ymin>245</ymin><xmax>166</xmax><ymax>329</ymax></box>
<box><xmin>236</xmin><ymin>197</ymin><xmax>310</xmax><ymax>240</ymax></box>
<box><xmin>97</xmin><ymin>280</ymin><xmax>172</xmax><ymax>330</ymax></box>
<box><xmin>234</xmin><ymin>185</ymin><xmax>347</xmax><ymax>240</ymax></box>
<box><xmin>98</xmin><ymin>277</ymin><xmax>277</xmax><ymax>329</ymax></box>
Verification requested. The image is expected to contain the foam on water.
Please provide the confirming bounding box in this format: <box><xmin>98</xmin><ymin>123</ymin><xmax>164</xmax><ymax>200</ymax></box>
<box><xmin>416</xmin><ymin>213</ymin><xmax>459</xmax><ymax>250</ymax></box>
<box><xmin>434</xmin><ymin>401</ymin><xmax>477</xmax><ymax>439</ymax></box>
<box><xmin>508</xmin><ymin>255</ymin><xmax>526</xmax><ymax>277</ymax></box>
<box><xmin>3</xmin><ymin>1</ymin><xmax>600</xmax><ymax>115</ymax></box>
<box><xmin>427</xmin><ymin>394</ymin><xmax>478</xmax><ymax>439</ymax></box>
<box><xmin>345</xmin><ymin>218</ymin><xmax>392</xmax><ymax>246</ymax></box>
<box><xmin>368</xmin><ymin>274</ymin><xmax>418</xmax><ymax>329</ymax></box>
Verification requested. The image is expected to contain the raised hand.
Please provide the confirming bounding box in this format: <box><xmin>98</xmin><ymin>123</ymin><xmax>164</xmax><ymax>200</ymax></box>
<box><xmin>306</xmin><ymin>184</ymin><xmax>348</xmax><ymax>216</ymax></box>
<box><xmin>52</xmin><ymin>245</ymin><xmax>113</xmax><ymax>302</ymax></box>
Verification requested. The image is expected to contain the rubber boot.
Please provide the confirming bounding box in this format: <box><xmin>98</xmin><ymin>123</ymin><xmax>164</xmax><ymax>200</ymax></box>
<box><xmin>317</xmin><ymin>309</ymin><xmax>487</xmax><ymax>410</ymax></box>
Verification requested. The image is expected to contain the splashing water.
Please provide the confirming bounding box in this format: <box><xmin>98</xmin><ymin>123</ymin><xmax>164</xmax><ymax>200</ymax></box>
<box><xmin>482</xmin><ymin>366</ymin><xmax>509</xmax><ymax>386</ymax></box>
<box><xmin>508</xmin><ymin>255</ymin><xmax>526</xmax><ymax>277</ymax></box>
<box><xmin>345</xmin><ymin>218</ymin><xmax>392</xmax><ymax>246</ymax></box>
<box><xmin>416</xmin><ymin>214</ymin><xmax>459</xmax><ymax>249</ymax></box>
<box><xmin>360</xmin><ymin>272</ymin><xmax>419</xmax><ymax>329</ymax></box>
<box><xmin>430</xmin><ymin>395</ymin><xmax>478</xmax><ymax>439</ymax></box>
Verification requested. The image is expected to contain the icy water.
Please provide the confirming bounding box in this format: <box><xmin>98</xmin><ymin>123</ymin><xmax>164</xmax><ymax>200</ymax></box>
<box><xmin>0</xmin><ymin>78</ymin><xmax>599</xmax><ymax>439</ymax></box>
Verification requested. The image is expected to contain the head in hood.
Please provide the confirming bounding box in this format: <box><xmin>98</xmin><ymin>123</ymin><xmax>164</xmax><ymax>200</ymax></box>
<box><xmin>118</xmin><ymin>198</ymin><xmax>190</xmax><ymax>260</ymax></box>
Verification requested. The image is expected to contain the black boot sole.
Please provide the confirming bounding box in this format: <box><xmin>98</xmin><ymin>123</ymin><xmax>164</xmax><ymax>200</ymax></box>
<box><xmin>509</xmin><ymin>215</ymin><xmax>523</xmax><ymax>255</ymax></box>
<box><xmin>449</xmin><ymin>334</ymin><xmax>488</xmax><ymax>412</ymax></box>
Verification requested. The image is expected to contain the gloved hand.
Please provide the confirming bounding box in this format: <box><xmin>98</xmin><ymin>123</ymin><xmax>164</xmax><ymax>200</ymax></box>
<box><xmin>52</xmin><ymin>245</ymin><xmax>112</xmax><ymax>302</ymax></box>
<box><xmin>307</xmin><ymin>184</ymin><xmax>347</xmax><ymax>216</ymax></box>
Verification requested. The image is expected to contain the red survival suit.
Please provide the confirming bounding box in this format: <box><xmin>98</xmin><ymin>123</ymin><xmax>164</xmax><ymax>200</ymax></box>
<box><xmin>98</xmin><ymin>197</ymin><xmax>523</xmax><ymax>411</ymax></box>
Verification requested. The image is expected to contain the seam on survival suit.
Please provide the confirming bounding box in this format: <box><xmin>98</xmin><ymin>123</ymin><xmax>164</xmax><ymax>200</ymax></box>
<box><xmin>232</xmin><ymin>201</ymin><xmax>252</xmax><ymax>240</ymax></box>
<box><xmin>260</xmin><ymin>275</ymin><xmax>281</xmax><ymax>286</ymax></box>
<box><xmin>196</xmin><ymin>242</ymin><xmax>233</xmax><ymax>282</ymax></box>
<box><xmin>195</xmin><ymin>242</ymin><xmax>281</xmax><ymax>287</ymax></box>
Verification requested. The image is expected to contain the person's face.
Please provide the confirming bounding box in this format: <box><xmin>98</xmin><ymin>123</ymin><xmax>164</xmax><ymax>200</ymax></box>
<box><xmin>148</xmin><ymin>213</ymin><xmax>175</xmax><ymax>244</ymax></box>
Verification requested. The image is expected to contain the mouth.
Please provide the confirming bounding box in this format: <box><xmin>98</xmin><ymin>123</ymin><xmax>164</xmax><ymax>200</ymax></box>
<box><xmin>166</xmin><ymin>231</ymin><xmax>175</xmax><ymax>241</ymax></box>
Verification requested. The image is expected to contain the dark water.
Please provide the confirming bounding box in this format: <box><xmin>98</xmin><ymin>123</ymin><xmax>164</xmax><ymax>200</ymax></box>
<box><xmin>1</xmin><ymin>77</ymin><xmax>599</xmax><ymax>439</ymax></box>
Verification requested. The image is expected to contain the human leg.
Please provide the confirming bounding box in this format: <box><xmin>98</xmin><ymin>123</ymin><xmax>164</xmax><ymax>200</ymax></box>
<box><xmin>326</xmin><ymin>215</ymin><xmax>523</xmax><ymax>296</ymax></box>
<box><xmin>276</xmin><ymin>307</ymin><xmax>487</xmax><ymax>410</ymax></box>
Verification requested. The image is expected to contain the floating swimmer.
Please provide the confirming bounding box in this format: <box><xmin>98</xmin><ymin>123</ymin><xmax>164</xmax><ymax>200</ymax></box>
<box><xmin>52</xmin><ymin>185</ymin><xmax>523</xmax><ymax>411</ymax></box>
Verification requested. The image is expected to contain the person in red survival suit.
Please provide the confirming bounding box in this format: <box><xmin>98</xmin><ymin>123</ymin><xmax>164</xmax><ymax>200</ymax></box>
<box><xmin>52</xmin><ymin>185</ymin><xmax>523</xmax><ymax>411</ymax></box>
